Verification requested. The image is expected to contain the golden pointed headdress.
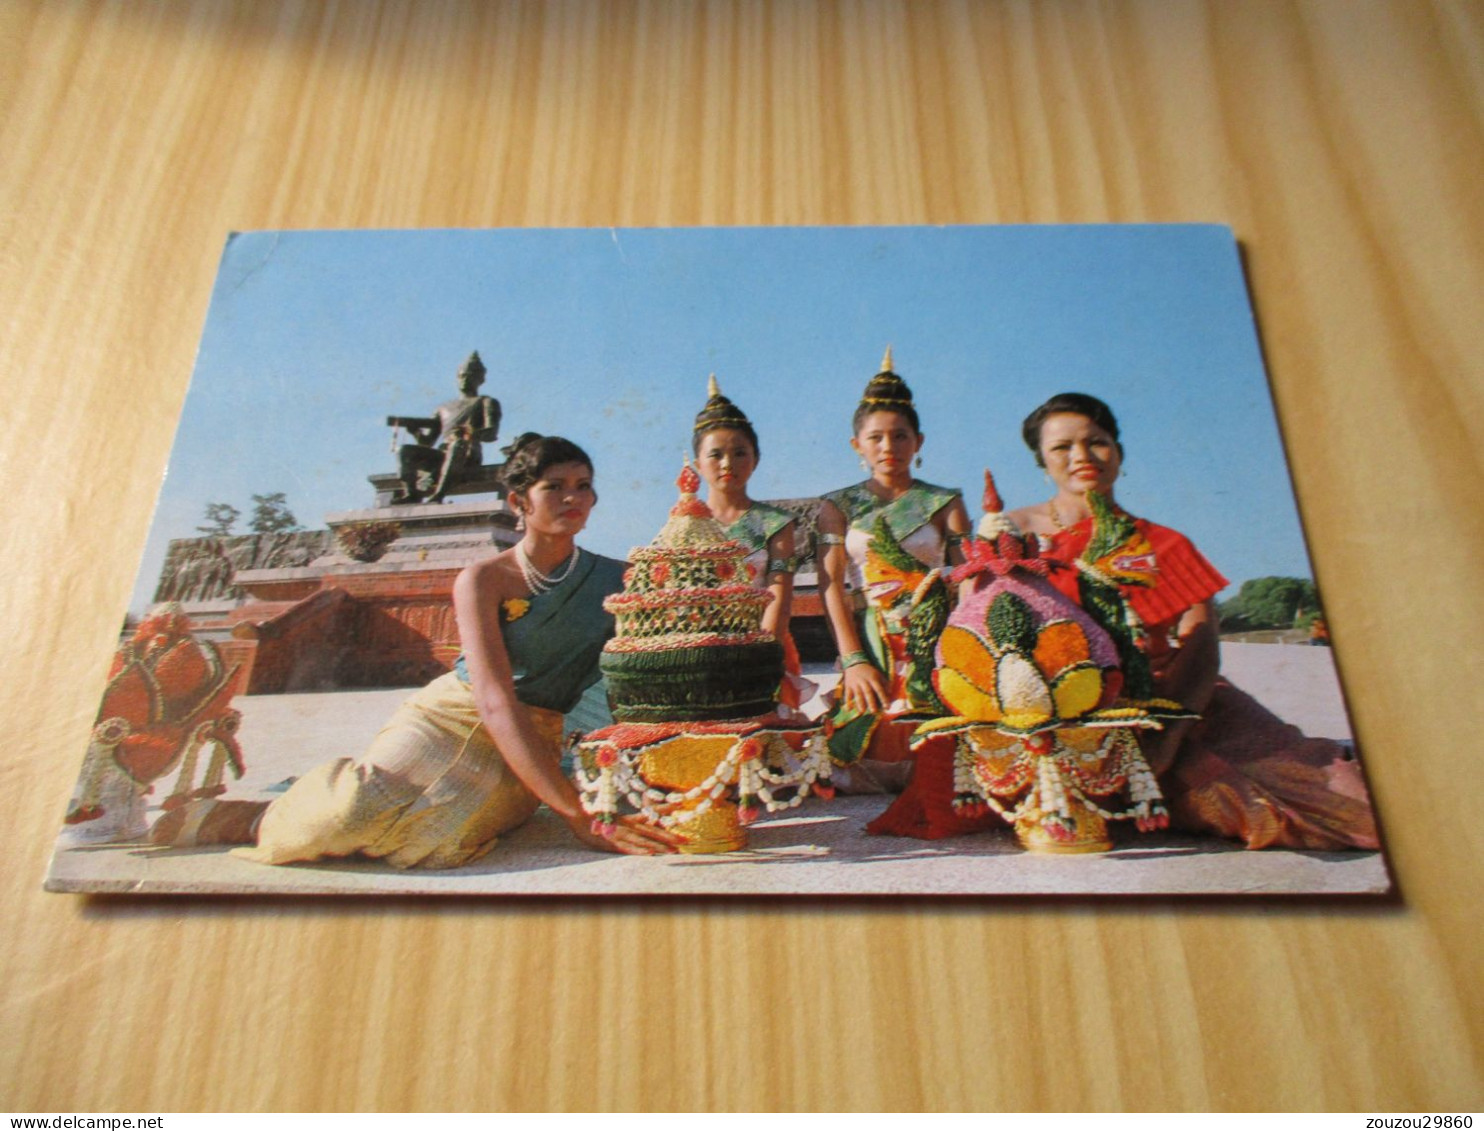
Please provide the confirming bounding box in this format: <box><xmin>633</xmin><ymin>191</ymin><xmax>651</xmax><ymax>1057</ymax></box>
<box><xmin>857</xmin><ymin>345</ymin><xmax>915</xmax><ymax>415</ymax></box>
<box><xmin>692</xmin><ymin>373</ymin><xmax>754</xmax><ymax>436</ymax></box>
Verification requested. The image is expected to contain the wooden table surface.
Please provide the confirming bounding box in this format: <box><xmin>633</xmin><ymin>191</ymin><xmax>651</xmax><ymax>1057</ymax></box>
<box><xmin>4</xmin><ymin>0</ymin><xmax>1481</xmax><ymax>1112</ymax></box>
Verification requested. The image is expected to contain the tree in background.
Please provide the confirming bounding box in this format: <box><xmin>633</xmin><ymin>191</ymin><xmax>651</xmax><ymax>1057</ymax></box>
<box><xmin>196</xmin><ymin>502</ymin><xmax>241</xmax><ymax>537</ymax></box>
<box><xmin>1217</xmin><ymin>576</ymin><xmax>1319</xmax><ymax>631</ymax></box>
<box><xmin>249</xmin><ymin>492</ymin><xmax>301</xmax><ymax>535</ymax></box>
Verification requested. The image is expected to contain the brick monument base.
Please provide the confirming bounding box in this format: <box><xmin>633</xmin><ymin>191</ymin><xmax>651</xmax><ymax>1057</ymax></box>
<box><xmin>181</xmin><ymin>498</ymin><xmax>519</xmax><ymax>694</ymax></box>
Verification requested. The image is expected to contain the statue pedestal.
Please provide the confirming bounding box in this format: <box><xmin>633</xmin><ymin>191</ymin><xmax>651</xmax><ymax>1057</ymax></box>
<box><xmin>231</xmin><ymin>498</ymin><xmax>518</xmax><ymax>597</ymax></box>
<box><xmin>320</xmin><ymin>498</ymin><xmax>519</xmax><ymax>569</ymax></box>
<box><xmin>212</xmin><ymin>499</ymin><xmax>519</xmax><ymax>693</ymax></box>
<box><xmin>369</xmin><ymin>466</ymin><xmax>505</xmax><ymax>508</ymax></box>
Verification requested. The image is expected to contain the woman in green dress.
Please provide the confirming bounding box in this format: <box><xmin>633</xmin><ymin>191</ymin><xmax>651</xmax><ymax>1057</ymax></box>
<box><xmin>152</xmin><ymin>435</ymin><xmax>681</xmax><ymax>865</ymax></box>
<box><xmin>817</xmin><ymin>351</ymin><xmax>971</xmax><ymax>791</ymax></box>
<box><xmin>690</xmin><ymin>376</ymin><xmax>813</xmax><ymax>716</ymax></box>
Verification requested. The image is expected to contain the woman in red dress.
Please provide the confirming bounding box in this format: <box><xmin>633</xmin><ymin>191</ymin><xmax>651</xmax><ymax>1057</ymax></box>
<box><xmin>1004</xmin><ymin>393</ymin><xmax>1378</xmax><ymax>851</ymax></box>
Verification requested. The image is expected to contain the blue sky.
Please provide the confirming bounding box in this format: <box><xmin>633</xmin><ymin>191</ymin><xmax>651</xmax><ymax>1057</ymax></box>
<box><xmin>132</xmin><ymin>225</ymin><xmax>1312</xmax><ymax>611</ymax></box>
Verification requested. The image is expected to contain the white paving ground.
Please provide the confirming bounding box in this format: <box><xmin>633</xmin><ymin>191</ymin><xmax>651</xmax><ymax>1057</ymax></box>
<box><xmin>47</xmin><ymin>643</ymin><xmax>1390</xmax><ymax>898</ymax></box>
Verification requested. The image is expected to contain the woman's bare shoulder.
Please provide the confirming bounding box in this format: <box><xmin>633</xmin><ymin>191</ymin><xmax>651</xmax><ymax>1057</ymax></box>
<box><xmin>815</xmin><ymin>498</ymin><xmax>846</xmax><ymax>531</ymax></box>
<box><xmin>457</xmin><ymin>548</ymin><xmax>521</xmax><ymax>600</ymax></box>
<box><xmin>1004</xmin><ymin>503</ymin><xmax>1051</xmax><ymax>534</ymax></box>
<box><xmin>767</xmin><ymin>522</ymin><xmax>796</xmax><ymax>552</ymax></box>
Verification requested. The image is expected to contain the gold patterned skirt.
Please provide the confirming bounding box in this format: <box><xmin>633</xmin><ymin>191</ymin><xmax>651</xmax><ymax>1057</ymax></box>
<box><xmin>236</xmin><ymin>672</ymin><xmax>548</xmax><ymax>869</ymax></box>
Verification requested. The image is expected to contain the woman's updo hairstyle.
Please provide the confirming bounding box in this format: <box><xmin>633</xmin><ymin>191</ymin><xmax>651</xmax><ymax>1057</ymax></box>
<box><xmin>1021</xmin><ymin>392</ymin><xmax>1123</xmax><ymax>467</ymax></box>
<box><xmin>499</xmin><ymin>433</ymin><xmax>594</xmax><ymax>497</ymax></box>
<box><xmin>852</xmin><ymin>347</ymin><xmax>921</xmax><ymax>434</ymax></box>
<box><xmin>692</xmin><ymin>374</ymin><xmax>761</xmax><ymax>457</ymax></box>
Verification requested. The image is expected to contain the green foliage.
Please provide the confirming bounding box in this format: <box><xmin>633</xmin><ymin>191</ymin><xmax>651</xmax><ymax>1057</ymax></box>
<box><xmin>906</xmin><ymin>574</ymin><xmax>950</xmax><ymax>714</ymax></box>
<box><xmin>1218</xmin><ymin>576</ymin><xmax>1318</xmax><ymax>631</ymax></box>
<box><xmin>867</xmin><ymin>515</ymin><xmax>922</xmax><ymax>573</ymax></box>
<box><xmin>987</xmin><ymin>592</ymin><xmax>1038</xmax><ymax>655</ymax></box>
<box><xmin>1083</xmin><ymin>489</ymin><xmax>1137</xmax><ymax>562</ymax></box>
<box><xmin>196</xmin><ymin>502</ymin><xmax>240</xmax><ymax>537</ymax></box>
<box><xmin>249</xmin><ymin>492</ymin><xmax>301</xmax><ymax>535</ymax></box>
<box><xmin>1079</xmin><ymin>575</ymin><xmax>1154</xmax><ymax>700</ymax></box>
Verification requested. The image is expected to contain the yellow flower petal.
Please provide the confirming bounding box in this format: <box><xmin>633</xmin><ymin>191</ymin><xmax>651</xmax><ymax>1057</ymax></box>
<box><xmin>1051</xmin><ymin>664</ymin><xmax>1105</xmax><ymax>720</ymax></box>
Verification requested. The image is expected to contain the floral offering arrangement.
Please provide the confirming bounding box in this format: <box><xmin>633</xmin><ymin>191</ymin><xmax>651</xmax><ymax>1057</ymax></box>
<box><xmin>575</xmin><ymin>464</ymin><xmax>828</xmax><ymax>852</ymax></box>
<box><xmin>63</xmin><ymin>604</ymin><xmax>245</xmax><ymax>843</ymax></box>
<box><xmin>878</xmin><ymin>472</ymin><xmax>1192</xmax><ymax>852</ymax></box>
<box><xmin>576</xmin><ymin>720</ymin><xmax>831</xmax><ymax>853</ymax></box>
<box><xmin>598</xmin><ymin>464</ymin><xmax>784</xmax><ymax>722</ymax></box>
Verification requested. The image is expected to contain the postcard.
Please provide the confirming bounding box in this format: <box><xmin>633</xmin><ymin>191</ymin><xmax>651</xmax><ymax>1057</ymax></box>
<box><xmin>46</xmin><ymin>225</ymin><xmax>1389</xmax><ymax>896</ymax></box>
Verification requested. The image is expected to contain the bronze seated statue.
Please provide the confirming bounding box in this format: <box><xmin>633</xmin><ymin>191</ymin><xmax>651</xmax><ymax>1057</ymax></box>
<box><xmin>387</xmin><ymin>351</ymin><xmax>502</xmax><ymax>503</ymax></box>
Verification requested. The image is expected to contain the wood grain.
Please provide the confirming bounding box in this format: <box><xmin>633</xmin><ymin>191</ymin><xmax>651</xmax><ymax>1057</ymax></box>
<box><xmin>3</xmin><ymin>0</ymin><xmax>1481</xmax><ymax>1111</ymax></box>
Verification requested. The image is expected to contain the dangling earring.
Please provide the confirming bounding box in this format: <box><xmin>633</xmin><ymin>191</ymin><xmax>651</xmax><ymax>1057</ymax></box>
<box><xmin>859</xmin><ymin>456</ymin><xmax>869</xmax><ymax>472</ymax></box>
<box><xmin>915</xmin><ymin>454</ymin><xmax>923</xmax><ymax>469</ymax></box>
<box><xmin>514</xmin><ymin>507</ymin><xmax>525</xmax><ymax>532</ymax></box>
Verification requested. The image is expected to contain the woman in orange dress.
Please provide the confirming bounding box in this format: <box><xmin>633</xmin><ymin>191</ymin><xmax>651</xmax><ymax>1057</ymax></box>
<box><xmin>1004</xmin><ymin>393</ymin><xmax>1378</xmax><ymax>850</ymax></box>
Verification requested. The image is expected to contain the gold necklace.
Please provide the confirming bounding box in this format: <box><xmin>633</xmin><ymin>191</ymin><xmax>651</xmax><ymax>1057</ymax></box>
<box><xmin>1047</xmin><ymin>500</ymin><xmax>1079</xmax><ymax>531</ymax></box>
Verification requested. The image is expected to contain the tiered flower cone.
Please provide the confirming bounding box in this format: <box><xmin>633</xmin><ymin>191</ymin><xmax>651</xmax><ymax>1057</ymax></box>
<box><xmin>574</xmin><ymin>463</ymin><xmax>828</xmax><ymax>853</ymax></box>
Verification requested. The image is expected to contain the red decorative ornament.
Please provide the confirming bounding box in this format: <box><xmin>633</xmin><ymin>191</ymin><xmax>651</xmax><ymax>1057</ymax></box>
<box><xmin>981</xmin><ymin>468</ymin><xmax>1004</xmax><ymax>514</ymax></box>
<box><xmin>1046</xmin><ymin>820</ymin><xmax>1077</xmax><ymax>843</ymax></box>
<box><xmin>1022</xmin><ymin>732</ymin><xmax>1055</xmax><ymax>756</ymax></box>
<box><xmin>1136</xmin><ymin>811</ymin><xmax>1170</xmax><ymax>833</ymax></box>
<box><xmin>952</xmin><ymin>529</ymin><xmax>1050</xmax><ymax>584</ymax></box>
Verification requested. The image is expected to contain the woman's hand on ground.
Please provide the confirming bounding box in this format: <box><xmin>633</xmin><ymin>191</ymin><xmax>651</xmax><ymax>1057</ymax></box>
<box><xmin>567</xmin><ymin>812</ymin><xmax>685</xmax><ymax>855</ymax></box>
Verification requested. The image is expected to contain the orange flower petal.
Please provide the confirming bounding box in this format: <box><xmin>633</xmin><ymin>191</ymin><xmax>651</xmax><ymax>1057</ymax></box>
<box><xmin>1032</xmin><ymin>619</ymin><xmax>1091</xmax><ymax>681</ymax></box>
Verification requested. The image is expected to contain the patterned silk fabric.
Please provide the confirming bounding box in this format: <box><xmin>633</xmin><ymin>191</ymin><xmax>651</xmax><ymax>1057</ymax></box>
<box><xmin>822</xmin><ymin>481</ymin><xmax>962</xmax><ymax>778</ymax></box>
<box><xmin>1037</xmin><ymin>515</ymin><xmax>1378</xmax><ymax>850</ymax></box>
<box><xmin>240</xmin><ymin>676</ymin><xmax>562</xmax><ymax>869</ymax></box>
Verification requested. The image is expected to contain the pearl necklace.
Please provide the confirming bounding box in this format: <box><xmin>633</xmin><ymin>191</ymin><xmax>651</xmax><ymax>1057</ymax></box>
<box><xmin>516</xmin><ymin>543</ymin><xmax>581</xmax><ymax>595</ymax></box>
